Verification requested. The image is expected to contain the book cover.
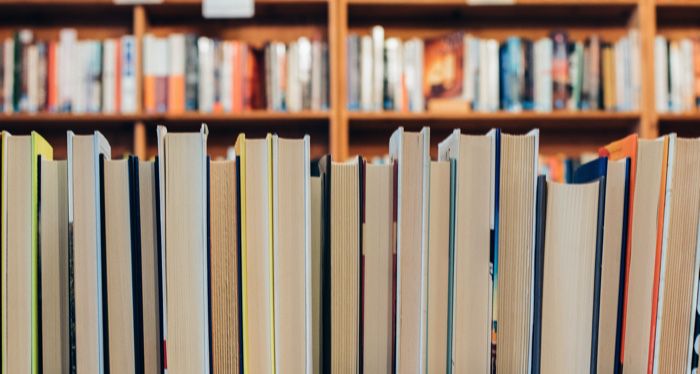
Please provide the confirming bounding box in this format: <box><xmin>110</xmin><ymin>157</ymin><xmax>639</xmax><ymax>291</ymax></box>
<box><xmin>423</xmin><ymin>32</ymin><xmax>465</xmax><ymax>108</ymax></box>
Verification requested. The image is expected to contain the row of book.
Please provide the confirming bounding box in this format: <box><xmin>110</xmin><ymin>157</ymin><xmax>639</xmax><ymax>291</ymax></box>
<box><xmin>0</xmin><ymin>29</ymin><xmax>330</xmax><ymax>115</ymax></box>
<box><xmin>347</xmin><ymin>27</ymin><xmax>641</xmax><ymax>113</ymax></box>
<box><xmin>3</xmin><ymin>126</ymin><xmax>700</xmax><ymax>373</ymax></box>
<box><xmin>143</xmin><ymin>34</ymin><xmax>330</xmax><ymax>114</ymax></box>
<box><xmin>655</xmin><ymin>36</ymin><xmax>700</xmax><ymax>113</ymax></box>
<box><xmin>0</xmin><ymin>29</ymin><xmax>138</xmax><ymax>114</ymax></box>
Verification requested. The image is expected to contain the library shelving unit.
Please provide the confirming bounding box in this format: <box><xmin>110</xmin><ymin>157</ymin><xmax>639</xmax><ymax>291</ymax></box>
<box><xmin>0</xmin><ymin>0</ymin><xmax>697</xmax><ymax>160</ymax></box>
<box><xmin>337</xmin><ymin>0</ymin><xmax>657</xmax><ymax>159</ymax></box>
<box><xmin>0</xmin><ymin>0</ymin><xmax>339</xmax><ymax>160</ymax></box>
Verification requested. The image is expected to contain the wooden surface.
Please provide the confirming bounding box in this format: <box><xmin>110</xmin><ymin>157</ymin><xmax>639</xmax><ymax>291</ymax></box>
<box><xmin>0</xmin><ymin>0</ymin><xmax>698</xmax><ymax>160</ymax></box>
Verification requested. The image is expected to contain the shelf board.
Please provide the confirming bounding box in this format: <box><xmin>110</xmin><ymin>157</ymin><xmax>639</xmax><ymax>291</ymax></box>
<box><xmin>0</xmin><ymin>113</ymin><xmax>151</xmax><ymax>123</ymax></box>
<box><xmin>162</xmin><ymin>111</ymin><xmax>330</xmax><ymax>122</ymax></box>
<box><xmin>658</xmin><ymin>112</ymin><xmax>700</xmax><ymax>123</ymax></box>
<box><xmin>0</xmin><ymin>111</ymin><xmax>330</xmax><ymax>125</ymax></box>
<box><xmin>348</xmin><ymin>110</ymin><xmax>640</xmax><ymax>130</ymax></box>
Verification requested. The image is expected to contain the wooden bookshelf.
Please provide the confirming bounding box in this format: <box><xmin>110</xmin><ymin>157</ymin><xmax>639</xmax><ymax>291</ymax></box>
<box><xmin>0</xmin><ymin>0</ymin><xmax>698</xmax><ymax>160</ymax></box>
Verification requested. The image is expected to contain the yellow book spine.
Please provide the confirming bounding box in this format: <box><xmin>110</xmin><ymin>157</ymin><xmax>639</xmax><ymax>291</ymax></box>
<box><xmin>235</xmin><ymin>134</ymin><xmax>250</xmax><ymax>374</ymax></box>
<box><xmin>267</xmin><ymin>134</ymin><xmax>276</xmax><ymax>374</ymax></box>
<box><xmin>31</xmin><ymin>132</ymin><xmax>52</xmax><ymax>374</ymax></box>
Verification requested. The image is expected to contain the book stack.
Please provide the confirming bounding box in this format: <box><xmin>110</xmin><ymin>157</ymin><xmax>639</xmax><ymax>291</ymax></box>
<box><xmin>143</xmin><ymin>34</ymin><xmax>329</xmax><ymax>114</ymax></box>
<box><xmin>654</xmin><ymin>36</ymin><xmax>700</xmax><ymax>113</ymax></box>
<box><xmin>347</xmin><ymin>27</ymin><xmax>641</xmax><ymax>113</ymax></box>
<box><xmin>0</xmin><ymin>29</ymin><xmax>137</xmax><ymax>114</ymax></box>
<box><xmin>3</xmin><ymin>124</ymin><xmax>700</xmax><ymax>373</ymax></box>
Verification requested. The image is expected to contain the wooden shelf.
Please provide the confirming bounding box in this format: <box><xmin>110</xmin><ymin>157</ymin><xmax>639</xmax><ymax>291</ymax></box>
<box><xmin>0</xmin><ymin>113</ymin><xmax>151</xmax><ymax>123</ymax></box>
<box><xmin>0</xmin><ymin>111</ymin><xmax>330</xmax><ymax>123</ymax></box>
<box><xmin>658</xmin><ymin>113</ymin><xmax>700</xmax><ymax>123</ymax></box>
<box><xmin>347</xmin><ymin>111</ymin><xmax>640</xmax><ymax>130</ymax></box>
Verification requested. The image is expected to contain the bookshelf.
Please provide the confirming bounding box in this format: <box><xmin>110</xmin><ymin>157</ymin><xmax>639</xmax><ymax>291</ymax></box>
<box><xmin>0</xmin><ymin>0</ymin><xmax>697</xmax><ymax>160</ymax></box>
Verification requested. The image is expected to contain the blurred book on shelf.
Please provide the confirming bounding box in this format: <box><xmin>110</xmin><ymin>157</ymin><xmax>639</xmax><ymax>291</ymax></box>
<box><xmin>0</xmin><ymin>28</ymin><xmax>137</xmax><ymax>115</ymax></box>
<box><xmin>654</xmin><ymin>35</ymin><xmax>700</xmax><ymax>113</ymax></box>
<box><xmin>346</xmin><ymin>26</ymin><xmax>641</xmax><ymax>114</ymax></box>
<box><xmin>143</xmin><ymin>33</ymin><xmax>329</xmax><ymax>114</ymax></box>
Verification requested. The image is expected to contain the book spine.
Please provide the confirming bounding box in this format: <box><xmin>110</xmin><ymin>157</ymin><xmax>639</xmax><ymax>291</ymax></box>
<box><xmin>551</xmin><ymin>31</ymin><xmax>569</xmax><ymax>110</ymax></box>
<box><xmin>184</xmin><ymin>34</ymin><xmax>199</xmax><ymax>112</ymax></box>
<box><xmin>120</xmin><ymin>35</ymin><xmax>137</xmax><ymax>114</ymax></box>
<box><xmin>168</xmin><ymin>34</ymin><xmax>186</xmax><ymax>114</ymax></box>
<box><xmin>522</xmin><ymin>39</ymin><xmax>534</xmax><ymax>111</ymax></box>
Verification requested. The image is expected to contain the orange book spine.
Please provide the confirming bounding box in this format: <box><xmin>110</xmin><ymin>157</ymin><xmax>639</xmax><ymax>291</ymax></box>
<box><xmin>115</xmin><ymin>40</ymin><xmax>121</xmax><ymax>113</ymax></box>
<box><xmin>600</xmin><ymin>134</ymin><xmax>638</xmax><ymax>365</ymax></box>
<box><xmin>144</xmin><ymin>76</ymin><xmax>157</xmax><ymax>113</ymax></box>
<box><xmin>646</xmin><ymin>136</ymin><xmax>670</xmax><ymax>373</ymax></box>
<box><xmin>47</xmin><ymin>42</ymin><xmax>57</xmax><ymax>111</ymax></box>
<box><xmin>168</xmin><ymin>75</ymin><xmax>184</xmax><ymax>114</ymax></box>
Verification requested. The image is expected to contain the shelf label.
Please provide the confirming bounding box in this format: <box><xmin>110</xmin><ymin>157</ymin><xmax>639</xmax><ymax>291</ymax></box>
<box><xmin>203</xmin><ymin>0</ymin><xmax>254</xmax><ymax>19</ymax></box>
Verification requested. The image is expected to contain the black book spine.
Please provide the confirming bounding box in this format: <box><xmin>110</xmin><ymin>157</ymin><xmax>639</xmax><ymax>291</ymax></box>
<box><xmin>318</xmin><ymin>155</ymin><xmax>332</xmax><ymax>373</ymax></box>
<box><xmin>589</xmin><ymin>175</ymin><xmax>607</xmax><ymax>374</ymax></box>
<box><xmin>153</xmin><ymin>157</ymin><xmax>166</xmax><ymax>372</ymax></box>
<box><xmin>128</xmin><ymin>156</ymin><xmax>145</xmax><ymax>374</ymax></box>
<box><xmin>531</xmin><ymin>175</ymin><xmax>547</xmax><ymax>374</ymax></box>
<box><xmin>98</xmin><ymin>155</ymin><xmax>110</xmax><ymax>374</ymax></box>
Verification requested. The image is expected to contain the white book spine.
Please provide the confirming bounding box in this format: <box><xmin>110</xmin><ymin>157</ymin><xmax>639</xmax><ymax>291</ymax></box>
<box><xmin>221</xmin><ymin>42</ymin><xmax>233</xmax><ymax>112</ymax></box>
<box><xmin>670</xmin><ymin>42</ymin><xmax>682</xmax><ymax>113</ymax></box>
<box><xmin>360</xmin><ymin>35</ymin><xmax>373</xmax><ymax>112</ymax></box>
<box><xmin>478</xmin><ymin>40</ymin><xmax>489</xmax><ymax>112</ymax></box>
<box><xmin>27</xmin><ymin>45</ymin><xmax>38</xmax><ymax>113</ymax></box>
<box><xmin>120</xmin><ymin>35</ymin><xmax>137</xmax><ymax>114</ymax></box>
<box><xmin>654</xmin><ymin>36</ymin><xmax>669</xmax><ymax>113</ymax></box>
<box><xmin>487</xmin><ymin>39</ymin><xmax>500</xmax><ymax>112</ymax></box>
<box><xmin>73</xmin><ymin>41</ymin><xmax>87</xmax><ymax>114</ymax></box>
<box><xmin>102</xmin><ymin>40</ymin><xmax>116</xmax><ymax>114</ymax></box>
<box><xmin>414</xmin><ymin>40</ymin><xmax>424</xmax><ymax>112</ymax></box>
<box><xmin>59</xmin><ymin>28</ymin><xmax>77</xmax><ymax>112</ymax></box>
<box><xmin>680</xmin><ymin>39</ymin><xmax>695</xmax><ymax>112</ymax></box>
<box><xmin>372</xmin><ymin>25</ymin><xmax>384</xmax><ymax>111</ymax></box>
<box><xmin>198</xmin><ymin>37</ymin><xmax>214</xmax><ymax>113</ymax></box>
<box><xmin>467</xmin><ymin>36</ymin><xmax>480</xmax><ymax>111</ymax></box>
<box><xmin>286</xmin><ymin>42</ymin><xmax>298</xmax><ymax>112</ymax></box>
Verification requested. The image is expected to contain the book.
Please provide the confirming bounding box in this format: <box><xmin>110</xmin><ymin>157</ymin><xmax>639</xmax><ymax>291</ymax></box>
<box><xmin>319</xmin><ymin>155</ymin><xmax>362</xmax><ymax>372</ymax></box>
<box><xmin>653</xmin><ymin>137</ymin><xmax>700</xmax><ymax>373</ymax></box>
<box><xmin>599</xmin><ymin>134</ymin><xmax>638</xmax><ymax>369</ymax></box>
<box><xmin>157</xmin><ymin>125</ymin><xmax>210</xmax><ymax>373</ymax></box>
<box><xmin>68</xmin><ymin>130</ymin><xmax>110</xmax><ymax>373</ymax></box>
<box><xmin>551</xmin><ymin>31</ymin><xmax>569</xmax><ymax>110</ymax></box>
<box><xmin>536</xmin><ymin>176</ymin><xmax>605</xmax><ymax>373</ymax></box>
<box><xmin>137</xmin><ymin>160</ymin><xmax>162</xmax><ymax>374</ymax></box>
<box><xmin>362</xmin><ymin>162</ymin><xmax>394</xmax><ymax>373</ymax></box>
<box><xmin>209</xmin><ymin>159</ymin><xmax>240</xmax><ymax>373</ymax></box>
<box><xmin>423</xmin><ymin>32</ymin><xmax>466</xmax><ymax>111</ymax></box>
<box><xmin>310</xmin><ymin>174</ymin><xmax>322</xmax><ymax>374</ymax></box>
<box><xmin>4</xmin><ymin>132</ymin><xmax>52</xmax><ymax>374</ymax></box>
<box><xmin>438</xmin><ymin>129</ymin><xmax>495</xmax><ymax>372</ymax></box>
<box><xmin>621</xmin><ymin>135</ymin><xmax>670</xmax><ymax>373</ymax></box>
<box><xmin>426</xmin><ymin>160</ymin><xmax>450</xmax><ymax>373</ymax></box>
<box><xmin>494</xmin><ymin>130</ymin><xmax>539</xmax><ymax>372</ymax></box>
<box><xmin>120</xmin><ymin>35</ymin><xmax>137</xmax><ymax>114</ymax></box>
<box><xmin>390</xmin><ymin>127</ymin><xmax>430</xmax><ymax>372</ymax></box>
<box><xmin>372</xmin><ymin>26</ymin><xmax>384</xmax><ymax>111</ymax></box>
<box><xmin>272</xmin><ymin>136</ymin><xmax>311</xmax><ymax>373</ymax></box>
<box><xmin>168</xmin><ymin>34</ymin><xmax>186</xmax><ymax>114</ymax></box>
<box><xmin>574</xmin><ymin>157</ymin><xmax>630</xmax><ymax>374</ymax></box>
<box><xmin>39</xmin><ymin>158</ymin><xmax>69</xmax><ymax>374</ymax></box>
<box><xmin>235</xmin><ymin>134</ymin><xmax>275</xmax><ymax>374</ymax></box>
<box><xmin>102</xmin><ymin>156</ymin><xmax>144</xmax><ymax>373</ymax></box>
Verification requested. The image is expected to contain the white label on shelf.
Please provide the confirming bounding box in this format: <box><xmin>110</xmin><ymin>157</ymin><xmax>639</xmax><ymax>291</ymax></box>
<box><xmin>467</xmin><ymin>0</ymin><xmax>515</xmax><ymax>4</ymax></box>
<box><xmin>202</xmin><ymin>0</ymin><xmax>255</xmax><ymax>19</ymax></box>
